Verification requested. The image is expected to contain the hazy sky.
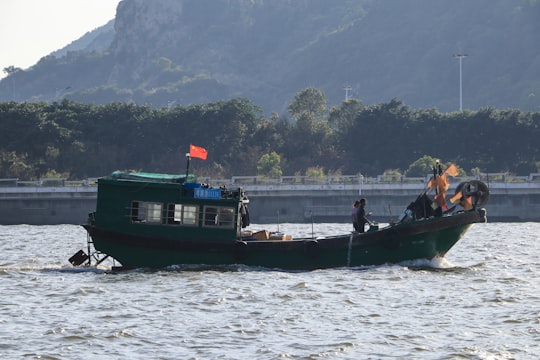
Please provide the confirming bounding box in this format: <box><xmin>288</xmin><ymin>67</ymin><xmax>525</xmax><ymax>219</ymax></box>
<box><xmin>1</xmin><ymin>0</ymin><xmax>122</xmax><ymax>78</ymax></box>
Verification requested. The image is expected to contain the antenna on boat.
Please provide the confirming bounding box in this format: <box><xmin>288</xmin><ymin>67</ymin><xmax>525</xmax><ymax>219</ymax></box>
<box><xmin>276</xmin><ymin>210</ymin><xmax>280</xmax><ymax>232</ymax></box>
<box><xmin>432</xmin><ymin>160</ymin><xmax>439</xmax><ymax>195</ymax></box>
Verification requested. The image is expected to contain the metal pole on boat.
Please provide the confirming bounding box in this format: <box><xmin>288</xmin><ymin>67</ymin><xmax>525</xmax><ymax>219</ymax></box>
<box><xmin>432</xmin><ymin>161</ymin><xmax>438</xmax><ymax>195</ymax></box>
<box><xmin>185</xmin><ymin>153</ymin><xmax>191</xmax><ymax>179</ymax></box>
<box><xmin>311</xmin><ymin>210</ymin><xmax>314</xmax><ymax>239</ymax></box>
<box><xmin>86</xmin><ymin>232</ymin><xmax>92</xmax><ymax>266</ymax></box>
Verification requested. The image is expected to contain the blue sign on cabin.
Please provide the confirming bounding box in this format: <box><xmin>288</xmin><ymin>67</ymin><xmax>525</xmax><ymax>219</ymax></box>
<box><xmin>194</xmin><ymin>188</ymin><xmax>221</xmax><ymax>200</ymax></box>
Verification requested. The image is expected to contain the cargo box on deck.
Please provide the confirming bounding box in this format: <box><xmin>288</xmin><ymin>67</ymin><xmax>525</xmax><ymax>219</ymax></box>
<box><xmin>253</xmin><ymin>230</ymin><xmax>270</xmax><ymax>240</ymax></box>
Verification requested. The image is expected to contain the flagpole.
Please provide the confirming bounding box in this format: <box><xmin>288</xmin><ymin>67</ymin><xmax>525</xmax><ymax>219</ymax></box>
<box><xmin>433</xmin><ymin>161</ymin><xmax>439</xmax><ymax>195</ymax></box>
<box><xmin>185</xmin><ymin>153</ymin><xmax>191</xmax><ymax>180</ymax></box>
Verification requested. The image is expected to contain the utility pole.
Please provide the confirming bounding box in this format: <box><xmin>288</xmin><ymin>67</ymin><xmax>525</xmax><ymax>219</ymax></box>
<box><xmin>343</xmin><ymin>85</ymin><xmax>352</xmax><ymax>101</ymax></box>
<box><xmin>453</xmin><ymin>53</ymin><xmax>468</xmax><ymax>111</ymax></box>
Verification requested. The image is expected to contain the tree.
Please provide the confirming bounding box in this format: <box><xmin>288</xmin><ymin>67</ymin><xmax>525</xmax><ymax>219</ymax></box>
<box><xmin>287</xmin><ymin>87</ymin><xmax>328</xmax><ymax>121</ymax></box>
<box><xmin>257</xmin><ymin>152</ymin><xmax>282</xmax><ymax>178</ymax></box>
<box><xmin>328</xmin><ymin>98</ymin><xmax>364</xmax><ymax>132</ymax></box>
<box><xmin>405</xmin><ymin>155</ymin><xmax>441</xmax><ymax>177</ymax></box>
<box><xmin>2</xmin><ymin>66</ymin><xmax>21</xmax><ymax>76</ymax></box>
<box><xmin>0</xmin><ymin>94</ymin><xmax>538</xmax><ymax>179</ymax></box>
<box><xmin>0</xmin><ymin>150</ymin><xmax>34</xmax><ymax>179</ymax></box>
<box><xmin>305</xmin><ymin>166</ymin><xmax>325</xmax><ymax>178</ymax></box>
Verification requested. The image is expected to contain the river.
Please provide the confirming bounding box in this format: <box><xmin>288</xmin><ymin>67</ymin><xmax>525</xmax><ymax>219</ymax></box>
<box><xmin>1</xmin><ymin>222</ymin><xmax>539</xmax><ymax>359</ymax></box>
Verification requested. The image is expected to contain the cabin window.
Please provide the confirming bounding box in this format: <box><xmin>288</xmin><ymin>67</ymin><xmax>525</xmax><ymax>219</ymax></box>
<box><xmin>183</xmin><ymin>205</ymin><xmax>198</xmax><ymax>225</ymax></box>
<box><xmin>131</xmin><ymin>201</ymin><xmax>140</xmax><ymax>221</ymax></box>
<box><xmin>167</xmin><ymin>203</ymin><xmax>198</xmax><ymax>226</ymax></box>
<box><xmin>131</xmin><ymin>201</ymin><xmax>162</xmax><ymax>223</ymax></box>
<box><xmin>147</xmin><ymin>202</ymin><xmax>162</xmax><ymax>223</ymax></box>
<box><xmin>203</xmin><ymin>206</ymin><xmax>235</xmax><ymax>228</ymax></box>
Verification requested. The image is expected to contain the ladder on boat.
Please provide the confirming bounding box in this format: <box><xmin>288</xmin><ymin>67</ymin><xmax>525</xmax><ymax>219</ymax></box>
<box><xmin>68</xmin><ymin>232</ymin><xmax>111</xmax><ymax>267</ymax></box>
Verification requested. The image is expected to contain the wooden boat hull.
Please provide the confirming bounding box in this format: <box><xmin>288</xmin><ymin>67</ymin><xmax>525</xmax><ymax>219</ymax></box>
<box><xmin>83</xmin><ymin>208</ymin><xmax>486</xmax><ymax>270</ymax></box>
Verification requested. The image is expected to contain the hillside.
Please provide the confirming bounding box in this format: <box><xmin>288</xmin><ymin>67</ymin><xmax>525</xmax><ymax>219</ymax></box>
<box><xmin>50</xmin><ymin>20</ymin><xmax>115</xmax><ymax>58</ymax></box>
<box><xmin>1</xmin><ymin>0</ymin><xmax>539</xmax><ymax>113</ymax></box>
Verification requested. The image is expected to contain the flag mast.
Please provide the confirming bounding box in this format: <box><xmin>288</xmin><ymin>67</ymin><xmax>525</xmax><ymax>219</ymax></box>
<box><xmin>185</xmin><ymin>153</ymin><xmax>191</xmax><ymax>180</ymax></box>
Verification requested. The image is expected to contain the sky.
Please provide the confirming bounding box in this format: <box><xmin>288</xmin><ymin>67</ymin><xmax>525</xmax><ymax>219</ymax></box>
<box><xmin>1</xmin><ymin>0</ymin><xmax>122</xmax><ymax>79</ymax></box>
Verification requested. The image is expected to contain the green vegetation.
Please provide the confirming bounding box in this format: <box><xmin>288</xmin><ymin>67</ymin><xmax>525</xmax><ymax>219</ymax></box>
<box><xmin>0</xmin><ymin>89</ymin><xmax>538</xmax><ymax>180</ymax></box>
<box><xmin>257</xmin><ymin>152</ymin><xmax>282</xmax><ymax>178</ymax></box>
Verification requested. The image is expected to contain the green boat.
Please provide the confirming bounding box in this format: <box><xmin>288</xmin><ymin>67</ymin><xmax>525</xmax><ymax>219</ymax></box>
<box><xmin>71</xmin><ymin>169</ymin><xmax>489</xmax><ymax>270</ymax></box>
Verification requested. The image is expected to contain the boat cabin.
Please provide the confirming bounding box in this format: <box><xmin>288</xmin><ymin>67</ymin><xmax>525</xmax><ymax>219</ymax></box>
<box><xmin>90</xmin><ymin>171</ymin><xmax>247</xmax><ymax>243</ymax></box>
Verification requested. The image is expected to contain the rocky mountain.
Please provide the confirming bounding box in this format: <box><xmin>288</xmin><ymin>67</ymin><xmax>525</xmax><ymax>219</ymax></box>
<box><xmin>1</xmin><ymin>0</ymin><xmax>539</xmax><ymax>114</ymax></box>
<box><xmin>50</xmin><ymin>20</ymin><xmax>116</xmax><ymax>58</ymax></box>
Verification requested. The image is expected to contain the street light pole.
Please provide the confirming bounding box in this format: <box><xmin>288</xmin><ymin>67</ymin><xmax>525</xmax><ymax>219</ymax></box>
<box><xmin>453</xmin><ymin>53</ymin><xmax>468</xmax><ymax>111</ymax></box>
<box><xmin>343</xmin><ymin>85</ymin><xmax>352</xmax><ymax>101</ymax></box>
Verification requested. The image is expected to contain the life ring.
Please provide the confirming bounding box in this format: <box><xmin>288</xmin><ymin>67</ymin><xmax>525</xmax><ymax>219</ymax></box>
<box><xmin>461</xmin><ymin>180</ymin><xmax>490</xmax><ymax>207</ymax></box>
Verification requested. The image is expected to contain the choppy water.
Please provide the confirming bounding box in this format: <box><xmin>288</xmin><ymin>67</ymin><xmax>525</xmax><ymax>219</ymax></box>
<box><xmin>1</xmin><ymin>222</ymin><xmax>539</xmax><ymax>359</ymax></box>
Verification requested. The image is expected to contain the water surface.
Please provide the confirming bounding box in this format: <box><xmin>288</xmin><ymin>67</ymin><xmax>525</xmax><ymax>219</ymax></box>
<box><xmin>1</xmin><ymin>222</ymin><xmax>539</xmax><ymax>359</ymax></box>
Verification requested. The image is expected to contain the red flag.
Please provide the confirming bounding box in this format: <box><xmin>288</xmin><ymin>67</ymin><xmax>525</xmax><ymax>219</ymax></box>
<box><xmin>189</xmin><ymin>144</ymin><xmax>208</xmax><ymax>160</ymax></box>
<box><xmin>445</xmin><ymin>164</ymin><xmax>459</xmax><ymax>177</ymax></box>
<box><xmin>426</xmin><ymin>163</ymin><xmax>459</xmax><ymax>212</ymax></box>
<box><xmin>427</xmin><ymin>164</ymin><xmax>458</xmax><ymax>192</ymax></box>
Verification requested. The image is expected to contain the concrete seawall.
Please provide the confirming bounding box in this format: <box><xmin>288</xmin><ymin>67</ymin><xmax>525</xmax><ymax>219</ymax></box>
<box><xmin>0</xmin><ymin>186</ymin><xmax>97</xmax><ymax>225</ymax></box>
<box><xmin>1</xmin><ymin>174</ymin><xmax>539</xmax><ymax>224</ymax></box>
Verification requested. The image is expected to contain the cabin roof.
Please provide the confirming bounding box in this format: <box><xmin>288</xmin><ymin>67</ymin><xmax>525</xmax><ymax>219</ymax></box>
<box><xmin>109</xmin><ymin>171</ymin><xmax>194</xmax><ymax>184</ymax></box>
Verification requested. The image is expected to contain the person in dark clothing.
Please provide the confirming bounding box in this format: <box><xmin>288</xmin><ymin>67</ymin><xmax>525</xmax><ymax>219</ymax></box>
<box><xmin>357</xmin><ymin>198</ymin><xmax>372</xmax><ymax>233</ymax></box>
<box><xmin>351</xmin><ymin>200</ymin><xmax>361</xmax><ymax>232</ymax></box>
